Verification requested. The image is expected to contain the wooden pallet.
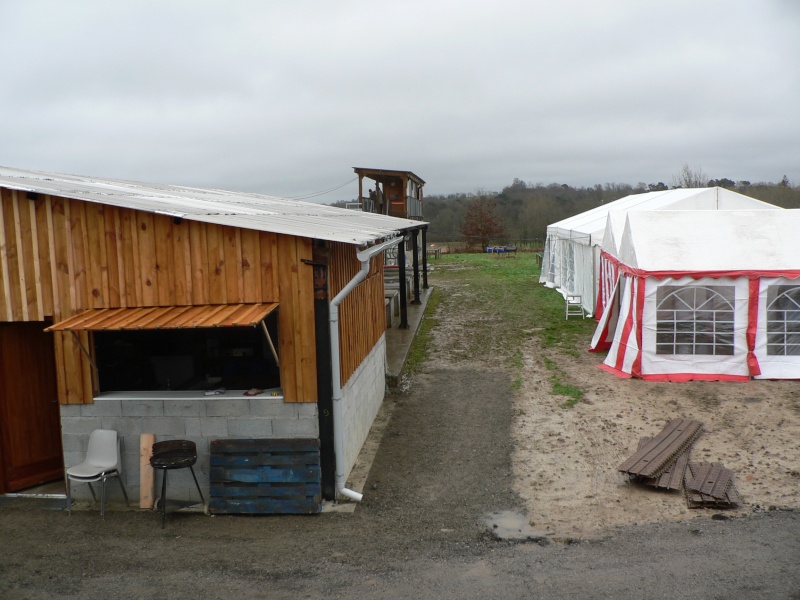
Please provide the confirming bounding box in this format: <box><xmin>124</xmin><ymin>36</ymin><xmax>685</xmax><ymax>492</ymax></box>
<box><xmin>618</xmin><ymin>419</ymin><xmax>703</xmax><ymax>479</ymax></box>
<box><xmin>684</xmin><ymin>462</ymin><xmax>740</xmax><ymax>509</ymax></box>
<box><xmin>209</xmin><ymin>438</ymin><xmax>322</xmax><ymax>515</ymax></box>
<box><xmin>635</xmin><ymin>437</ymin><xmax>690</xmax><ymax>491</ymax></box>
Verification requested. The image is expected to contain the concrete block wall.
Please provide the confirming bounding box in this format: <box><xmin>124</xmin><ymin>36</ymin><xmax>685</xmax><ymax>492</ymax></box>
<box><xmin>339</xmin><ymin>336</ymin><xmax>387</xmax><ymax>480</ymax></box>
<box><xmin>61</xmin><ymin>394</ymin><xmax>318</xmax><ymax>504</ymax></box>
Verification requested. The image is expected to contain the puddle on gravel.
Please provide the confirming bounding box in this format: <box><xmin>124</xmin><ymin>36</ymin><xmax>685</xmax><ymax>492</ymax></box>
<box><xmin>483</xmin><ymin>511</ymin><xmax>550</xmax><ymax>544</ymax></box>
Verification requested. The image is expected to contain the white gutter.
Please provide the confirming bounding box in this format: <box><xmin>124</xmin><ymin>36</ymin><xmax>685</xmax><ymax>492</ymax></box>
<box><xmin>329</xmin><ymin>235</ymin><xmax>404</xmax><ymax>502</ymax></box>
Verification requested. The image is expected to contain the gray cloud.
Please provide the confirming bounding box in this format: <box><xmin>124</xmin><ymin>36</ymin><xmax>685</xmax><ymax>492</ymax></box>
<box><xmin>1</xmin><ymin>0</ymin><xmax>797</xmax><ymax>203</ymax></box>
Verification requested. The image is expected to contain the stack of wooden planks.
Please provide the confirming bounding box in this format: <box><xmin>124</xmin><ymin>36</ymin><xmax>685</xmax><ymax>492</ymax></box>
<box><xmin>618</xmin><ymin>419</ymin><xmax>739</xmax><ymax>509</ymax></box>
<box><xmin>684</xmin><ymin>462</ymin><xmax>741</xmax><ymax>509</ymax></box>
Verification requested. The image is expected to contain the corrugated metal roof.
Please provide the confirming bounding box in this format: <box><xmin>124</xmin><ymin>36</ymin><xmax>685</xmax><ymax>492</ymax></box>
<box><xmin>0</xmin><ymin>166</ymin><xmax>427</xmax><ymax>246</ymax></box>
<box><xmin>46</xmin><ymin>303</ymin><xmax>278</xmax><ymax>331</ymax></box>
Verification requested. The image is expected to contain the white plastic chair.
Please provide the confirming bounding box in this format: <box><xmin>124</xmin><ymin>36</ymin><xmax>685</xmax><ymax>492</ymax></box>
<box><xmin>66</xmin><ymin>429</ymin><xmax>129</xmax><ymax>517</ymax></box>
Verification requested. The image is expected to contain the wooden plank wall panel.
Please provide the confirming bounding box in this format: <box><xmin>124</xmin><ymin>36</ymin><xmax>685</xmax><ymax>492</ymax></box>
<box><xmin>206</xmin><ymin>224</ymin><xmax>226</xmax><ymax>305</ymax></box>
<box><xmin>259</xmin><ymin>232</ymin><xmax>279</xmax><ymax>300</ymax></box>
<box><xmin>50</xmin><ymin>198</ymin><xmax>71</xmax><ymax>320</ymax></box>
<box><xmin>277</xmin><ymin>235</ymin><xmax>300</xmax><ymax>402</ymax></box>
<box><xmin>173</xmin><ymin>218</ymin><xmax>192</xmax><ymax>305</ymax></box>
<box><xmin>137</xmin><ymin>211</ymin><xmax>157</xmax><ymax>306</ymax></box>
<box><xmin>329</xmin><ymin>243</ymin><xmax>384</xmax><ymax>386</ymax></box>
<box><xmin>84</xmin><ymin>202</ymin><xmax>108</xmax><ymax>308</ymax></box>
<box><xmin>68</xmin><ymin>200</ymin><xmax>89</xmax><ymax>312</ymax></box>
<box><xmin>34</xmin><ymin>198</ymin><xmax>53</xmax><ymax>318</ymax></box>
<box><xmin>0</xmin><ymin>194</ymin><xmax>8</xmax><ymax>321</ymax></box>
<box><xmin>24</xmin><ymin>198</ymin><xmax>45</xmax><ymax>320</ymax></box>
<box><xmin>188</xmin><ymin>220</ymin><xmax>208</xmax><ymax>305</ymax></box>
<box><xmin>103</xmin><ymin>206</ymin><xmax>122</xmax><ymax>307</ymax></box>
<box><xmin>1</xmin><ymin>194</ymin><xmax>21</xmax><ymax>321</ymax></box>
<box><xmin>297</xmin><ymin>239</ymin><xmax>317</xmax><ymax>398</ymax></box>
<box><xmin>12</xmin><ymin>192</ymin><xmax>35</xmax><ymax>320</ymax></box>
<box><xmin>0</xmin><ymin>190</ymin><xmax>296</xmax><ymax>404</ymax></box>
<box><xmin>0</xmin><ymin>190</ymin><xmax>16</xmax><ymax>321</ymax></box>
<box><xmin>154</xmin><ymin>216</ymin><xmax>175</xmax><ymax>306</ymax></box>
<box><xmin>240</xmin><ymin>228</ymin><xmax>260</xmax><ymax>301</ymax></box>
<box><xmin>119</xmin><ymin>208</ymin><xmax>137</xmax><ymax>307</ymax></box>
<box><xmin>224</xmin><ymin>227</ymin><xmax>243</xmax><ymax>304</ymax></box>
<box><xmin>276</xmin><ymin>234</ymin><xmax>316</xmax><ymax>403</ymax></box>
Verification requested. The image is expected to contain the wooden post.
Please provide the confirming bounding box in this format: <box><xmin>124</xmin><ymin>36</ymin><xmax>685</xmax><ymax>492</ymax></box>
<box><xmin>398</xmin><ymin>239</ymin><xmax>409</xmax><ymax>329</ymax></box>
<box><xmin>140</xmin><ymin>433</ymin><xmax>155</xmax><ymax>509</ymax></box>
<box><xmin>422</xmin><ymin>227</ymin><xmax>429</xmax><ymax>289</ymax></box>
<box><xmin>411</xmin><ymin>229</ymin><xmax>421</xmax><ymax>304</ymax></box>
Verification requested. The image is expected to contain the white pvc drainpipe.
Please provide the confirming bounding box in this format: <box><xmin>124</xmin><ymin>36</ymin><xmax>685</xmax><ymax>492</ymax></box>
<box><xmin>329</xmin><ymin>236</ymin><xmax>403</xmax><ymax>502</ymax></box>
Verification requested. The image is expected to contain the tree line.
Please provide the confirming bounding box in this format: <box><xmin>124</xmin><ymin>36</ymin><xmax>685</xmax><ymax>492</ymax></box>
<box><xmin>423</xmin><ymin>175</ymin><xmax>800</xmax><ymax>247</ymax></box>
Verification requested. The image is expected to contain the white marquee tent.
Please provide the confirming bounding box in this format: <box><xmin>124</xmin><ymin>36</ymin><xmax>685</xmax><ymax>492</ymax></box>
<box><xmin>592</xmin><ymin>209</ymin><xmax>800</xmax><ymax>381</ymax></box>
<box><xmin>539</xmin><ymin>188</ymin><xmax>778</xmax><ymax>316</ymax></box>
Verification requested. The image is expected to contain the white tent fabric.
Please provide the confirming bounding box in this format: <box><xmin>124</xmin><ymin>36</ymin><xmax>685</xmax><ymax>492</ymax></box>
<box><xmin>597</xmin><ymin>209</ymin><xmax>800</xmax><ymax>381</ymax></box>
<box><xmin>539</xmin><ymin>187</ymin><xmax>778</xmax><ymax>316</ymax></box>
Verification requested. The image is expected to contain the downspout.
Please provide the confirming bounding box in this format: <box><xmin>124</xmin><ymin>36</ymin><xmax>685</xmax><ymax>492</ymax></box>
<box><xmin>329</xmin><ymin>235</ymin><xmax>403</xmax><ymax>502</ymax></box>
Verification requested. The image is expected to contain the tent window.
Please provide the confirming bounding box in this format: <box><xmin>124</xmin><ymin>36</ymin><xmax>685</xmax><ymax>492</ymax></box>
<box><xmin>655</xmin><ymin>285</ymin><xmax>735</xmax><ymax>356</ymax></box>
<box><xmin>545</xmin><ymin>236</ymin><xmax>556</xmax><ymax>282</ymax></box>
<box><xmin>564</xmin><ymin>242</ymin><xmax>575</xmax><ymax>293</ymax></box>
<box><xmin>93</xmin><ymin>313</ymin><xmax>280</xmax><ymax>392</ymax></box>
<box><xmin>766</xmin><ymin>285</ymin><xmax>800</xmax><ymax>356</ymax></box>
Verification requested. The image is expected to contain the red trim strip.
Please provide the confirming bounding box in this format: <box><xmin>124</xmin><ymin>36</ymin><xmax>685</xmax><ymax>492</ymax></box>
<box><xmin>747</xmin><ymin>279</ymin><xmax>762</xmax><ymax>376</ymax></box>
<box><xmin>631</xmin><ymin>277</ymin><xmax>646</xmax><ymax>377</ymax></box>
<box><xmin>641</xmin><ymin>372</ymin><xmax>750</xmax><ymax>382</ymax></box>
<box><xmin>598</xmin><ymin>363</ymin><xmax>633</xmax><ymax>378</ymax></box>
<box><xmin>595</xmin><ymin>276</ymin><xmax>605</xmax><ymax>322</ymax></box>
<box><xmin>599</xmin><ymin>250</ymin><xmax>800</xmax><ymax>281</ymax></box>
<box><xmin>613</xmin><ymin>278</ymin><xmax>637</xmax><ymax>372</ymax></box>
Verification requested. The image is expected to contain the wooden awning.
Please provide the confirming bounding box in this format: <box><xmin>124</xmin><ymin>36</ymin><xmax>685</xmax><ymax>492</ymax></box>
<box><xmin>46</xmin><ymin>303</ymin><xmax>279</xmax><ymax>332</ymax></box>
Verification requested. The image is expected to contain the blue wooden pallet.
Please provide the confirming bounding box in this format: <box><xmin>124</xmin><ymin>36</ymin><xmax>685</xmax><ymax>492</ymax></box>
<box><xmin>209</xmin><ymin>438</ymin><xmax>322</xmax><ymax>515</ymax></box>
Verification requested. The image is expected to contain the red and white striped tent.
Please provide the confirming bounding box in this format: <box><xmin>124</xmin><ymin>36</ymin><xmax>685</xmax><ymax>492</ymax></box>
<box><xmin>593</xmin><ymin>209</ymin><xmax>800</xmax><ymax>381</ymax></box>
<box><xmin>540</xmin><ymin>187</ymin><xmax>777</xmax><ymax>318</ymax></box>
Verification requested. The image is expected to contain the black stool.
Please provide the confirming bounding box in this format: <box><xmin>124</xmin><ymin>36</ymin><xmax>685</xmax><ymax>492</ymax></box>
<box><xmin>150</xmin><ymin>440</ymin><xmax>205</xmax><ymax>528</ymax></box>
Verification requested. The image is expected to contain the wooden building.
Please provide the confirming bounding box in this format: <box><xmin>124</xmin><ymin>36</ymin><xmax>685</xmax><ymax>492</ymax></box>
<box><xmin>0</xmin><ymin>166</ymin><xmax>427</xmax><ymax>507</ymax></box>
<box><xmin>353</xmin><ymin>168</ymin><xmax>425</xmax><ymax>220</ymax></box>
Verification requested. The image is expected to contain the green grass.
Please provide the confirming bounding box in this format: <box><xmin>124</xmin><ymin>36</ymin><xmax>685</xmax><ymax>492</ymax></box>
<box><xmin>430</xmin><ymin>252</ymin><xmax>594</xmax><ymax>354</ymax></box>
<box><xmin>415</xmin><ymin>252</ymin><xmax>594</xmax><ymax>406</ymax></box>
<box><xmin>542</xmin><ymin>352</ymin><xmax>585</xmax><ymax>407</ymax></box>
<box><xmin>404</xmin><ymin>287</ymin><xmax>442</xmax><ymax>374</ymax></box>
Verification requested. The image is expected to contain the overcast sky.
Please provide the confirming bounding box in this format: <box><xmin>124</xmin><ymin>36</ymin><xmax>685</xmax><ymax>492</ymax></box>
<box><xmin>1</xmin><ymin>1</ymin><xmax>798</xmax><ymax>203</ymax></box>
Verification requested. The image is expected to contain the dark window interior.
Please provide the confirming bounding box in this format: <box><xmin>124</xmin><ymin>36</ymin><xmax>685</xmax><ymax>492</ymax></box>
<box><xmin>94</xmin><ymin>314</ymin><xmax>279</xmax><ymax>392</ymax></box>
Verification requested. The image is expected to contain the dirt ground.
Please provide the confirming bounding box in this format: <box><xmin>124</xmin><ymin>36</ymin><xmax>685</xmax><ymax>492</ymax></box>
<box><xmin>424</xmin><ymin>255</ymin><xmax>800</xmax><ymax>538</ymax></box>
<box><xmin>513</xmin><ymin>338</ymin><xmax>800</xmax><ymax>539</ymax></box>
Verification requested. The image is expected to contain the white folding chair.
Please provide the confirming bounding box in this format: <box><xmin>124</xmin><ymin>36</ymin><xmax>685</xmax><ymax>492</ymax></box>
<box><xmin>566</xmin><ymin>295</ymin><xmax>585</xmax><ymax>319</ymax></box>
<box><xmin>66</xmin><ymin>429</ymin><xmax>129</xmax><ymax>517</ymax></box>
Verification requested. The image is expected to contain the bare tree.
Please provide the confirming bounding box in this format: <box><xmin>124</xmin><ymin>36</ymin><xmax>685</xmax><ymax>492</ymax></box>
<box><xmin>459</xmin><ymin>193</ymin><xmax>507</xmax><ymax>250</ymax></box>
<box><xmin>671</xmin><ymin>163</ymin><xmax>709</xmax><ymax>188</ymax></box>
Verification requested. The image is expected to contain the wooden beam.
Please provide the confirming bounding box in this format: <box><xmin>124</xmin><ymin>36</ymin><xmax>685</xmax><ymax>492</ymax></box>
<box><xmin>11</xmin><ymin>191</ymin><xmax>29</xmax><ymax>320</ymax></box>
<box><xmin>189</xmin><ymin>220</ymin><xmax>208</xmax><ymax>304</ymax></box>
<box><xmin>139</xmin><ymin>433</ymin><xmax>155</xmax><ymax>509</ymax></box>
<box><xmin>34</xmin><ymin>198</ymin><xmax>52</xmax><ymax>318</ymax></box>
<box><xmin>104</xmin><ymin>206</ymin><xmax>122</xmax><ymax>307</ymax></box>
<box><xmin>0</xmin><ymin>192</ymin><xmax>13</xmax><ymax>321</ymax></box>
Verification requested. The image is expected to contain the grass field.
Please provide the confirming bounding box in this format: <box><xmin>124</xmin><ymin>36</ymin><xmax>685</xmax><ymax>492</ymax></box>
<box><xmin>408</xmin><ymin>252</ymin><xmax>597</xmax><ymax>402</ymax></box>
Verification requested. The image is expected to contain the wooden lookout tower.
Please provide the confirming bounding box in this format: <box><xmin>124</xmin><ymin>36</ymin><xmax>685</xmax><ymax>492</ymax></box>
<box><xmin>353</xmin><ymin>168</ymin><xmax>425</xmax><ymax>220</ymax></box>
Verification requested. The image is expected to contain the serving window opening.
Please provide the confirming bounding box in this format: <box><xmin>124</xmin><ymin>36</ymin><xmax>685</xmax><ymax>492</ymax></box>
<box><xmin>93</xmin><ymin>312</ymin><xmax>280</xmax><ymax>393</ymax></box>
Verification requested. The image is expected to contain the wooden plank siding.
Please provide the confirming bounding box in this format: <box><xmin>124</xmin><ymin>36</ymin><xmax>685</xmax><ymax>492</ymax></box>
<box><xmin>0</xmin><ymin>190</ymin><xmax>318</xmax><ymax>404</ymax></box>
<box><xmin>328</xmin><ymin>242</ymin><xmax>385</xmax><ymax>386</ymax></box>
<box><xmin>276</xmin><ymin>234</ymin><xmax>317</xmax><ymax>403</ymax></box>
